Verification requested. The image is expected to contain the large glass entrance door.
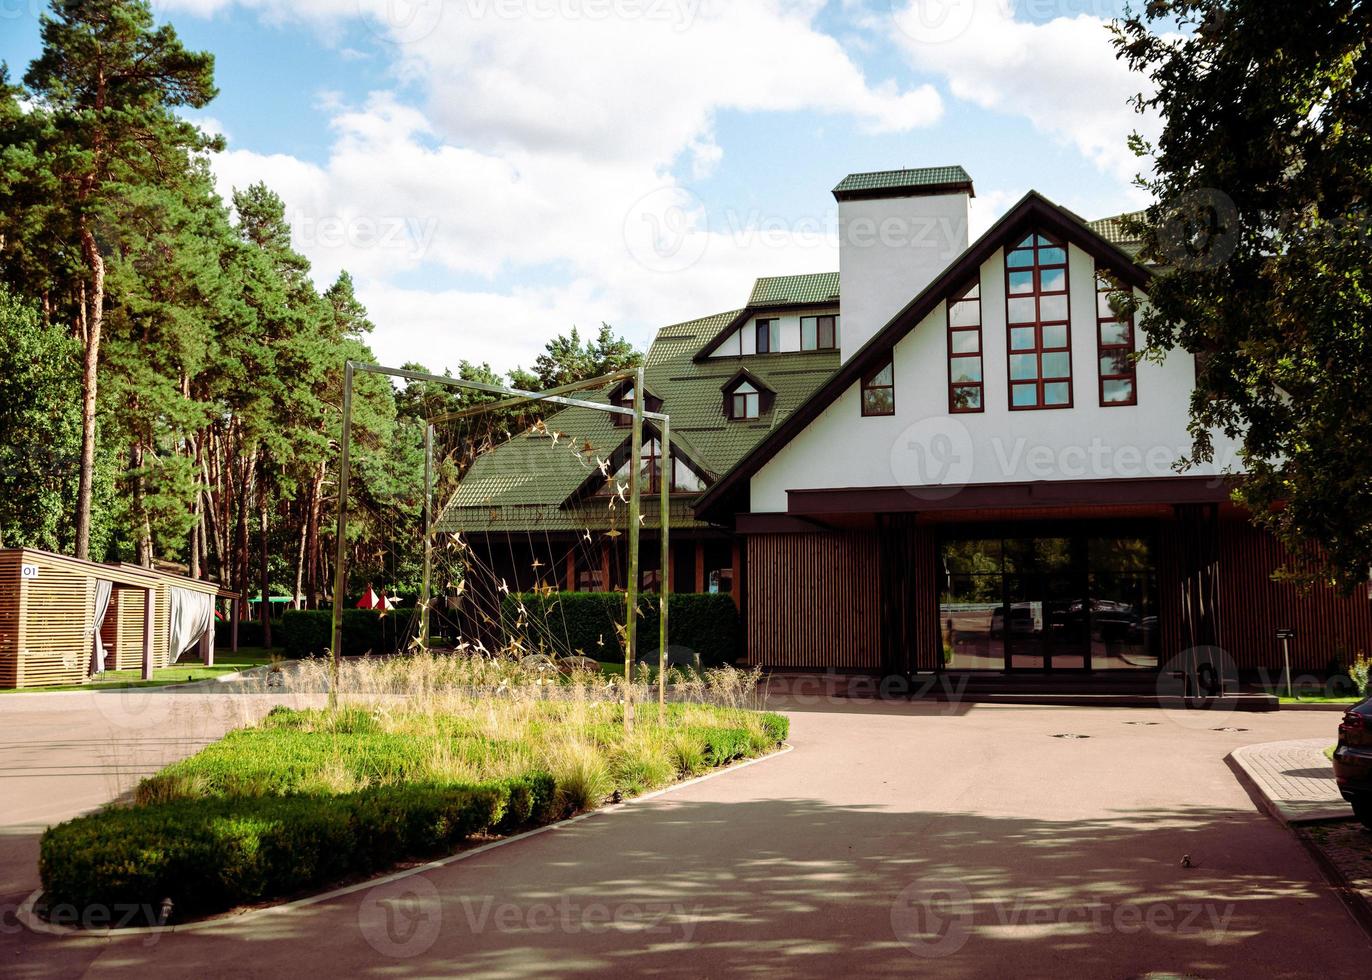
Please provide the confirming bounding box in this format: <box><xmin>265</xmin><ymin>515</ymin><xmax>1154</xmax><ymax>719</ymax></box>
<box><xmin>939</xmin><ymin>526</ymin><xmax>1158</xmax><ymax>672</ymax></box>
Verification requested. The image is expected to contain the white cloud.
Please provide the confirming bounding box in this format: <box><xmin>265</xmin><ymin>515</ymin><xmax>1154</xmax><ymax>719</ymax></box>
<box><xmin>186</xmin><ymin>0</ymin><xmax>941</xmax><ymax>372</ymax></box>
<box><xmin>891</xmin><ymin>0</ymin><xmax>1158</xmax><ymax>189</ymax></box>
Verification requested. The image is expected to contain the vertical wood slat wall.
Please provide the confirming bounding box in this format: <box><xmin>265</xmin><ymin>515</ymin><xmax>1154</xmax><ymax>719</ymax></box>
<box><xmin>1218</xmin><ymin>516</ymin><xmax>1372</xmax><ymax>672</ymax></box>
<box><xmin>746</xmin><ymin>532</ymin><xmax>881</xmax><ymax>669</ymax></box>
<box><xmin>13</xmin><ymin>551</ymin><xmax>95</xmax><ymax>687</ymax></box>
<box><xmin>103</xmin><ymin>587</ymin><xmax>149</xmax><ymax>670</ymax></box>
<box><xmin>0</xmin><ymin>551</ymin><xmax>21</xmax><ymax>688</ymax></box>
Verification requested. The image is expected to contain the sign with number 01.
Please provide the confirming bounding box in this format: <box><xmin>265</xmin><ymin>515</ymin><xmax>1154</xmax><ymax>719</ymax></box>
<box><xmin>20</xmin><ymin>564</ymin><xmax>39</xmax><ymax>579</ymax></box>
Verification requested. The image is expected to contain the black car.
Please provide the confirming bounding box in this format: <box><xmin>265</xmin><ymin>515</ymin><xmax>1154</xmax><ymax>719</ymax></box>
<box><xmin>1333</xmin><ymin>697</ymin><xmax>1372</xmax><ymax>828</ymax></box>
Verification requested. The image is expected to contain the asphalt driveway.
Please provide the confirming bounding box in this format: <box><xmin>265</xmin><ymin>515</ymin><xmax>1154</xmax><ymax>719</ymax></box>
<box><xmin>2</xmin><ymin>689</ymin><xmax>1368</xmax><ymax>978</ymax></box>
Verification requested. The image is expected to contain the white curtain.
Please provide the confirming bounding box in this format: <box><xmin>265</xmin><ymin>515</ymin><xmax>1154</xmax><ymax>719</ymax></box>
<box><xmin>168</xmin><ymin>588</ymin><xmax>215</xmax><ymax>664</ymax></box>
<box><xmin>91</xmin><ymin>579</ymin><xmax>113</xmax><ymax>674</ymax></box>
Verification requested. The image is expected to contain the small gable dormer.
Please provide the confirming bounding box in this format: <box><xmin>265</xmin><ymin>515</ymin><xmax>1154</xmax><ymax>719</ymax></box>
<box><xmin>608</xmin><ymin>379</ymin><xmax>663</xmax><ymax>427</ymax></box>
<box><xmin>721</xmin><ymin>369</ymin><xmax>775</xmax><ymax>421</ymax></box>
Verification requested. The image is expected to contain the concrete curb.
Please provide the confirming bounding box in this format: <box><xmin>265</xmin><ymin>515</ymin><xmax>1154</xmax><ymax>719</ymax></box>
<box><xmin>17</xmin><ymin>742</ymin><xmax>795</xmax><ymax>939</ymax></box>
<box><xmin>1228</xmin><ymin>739</ymin><xmax>1351</xmax><ymax>825</ymax></box>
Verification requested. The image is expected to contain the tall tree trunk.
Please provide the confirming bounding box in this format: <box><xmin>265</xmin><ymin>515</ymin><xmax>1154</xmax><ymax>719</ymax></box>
<box><xmin>304</xmin><ymin>464</ymin><xmax>324</xmax><ymax>608</ymax></box>
<box><xmin>257</xmin><ymin>454</ymin><xmax>272</xmax><ymax>649</ymax></box>
<box><xmin>293</xmin><ymin>497</ymin><xmax>307</xmax><ymax>612</ymax></box>
<box><xmin>73</xmin><ymin>222</ymin><xmax>104</xmax><ymax>560</ymax></box>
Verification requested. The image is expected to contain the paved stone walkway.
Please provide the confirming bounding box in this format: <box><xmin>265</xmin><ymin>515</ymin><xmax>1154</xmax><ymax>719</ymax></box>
<box><xmin>1229</xmin><ymin>737</ymin><xmax>1351</xmax><ymax>823</ymax></box>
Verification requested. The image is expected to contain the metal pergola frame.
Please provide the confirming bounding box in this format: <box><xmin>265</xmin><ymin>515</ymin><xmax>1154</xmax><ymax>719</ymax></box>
<box><xmin>329</xmin><ymin>361</ymin><xmax>672</xmax><ymax>708</ymax></box>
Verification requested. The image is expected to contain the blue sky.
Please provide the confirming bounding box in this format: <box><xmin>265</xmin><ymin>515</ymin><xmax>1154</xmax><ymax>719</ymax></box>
<box><xmin>1</xmin><ymin>0</ymin><xmax>1151</xmax><ymax>374</ymax></box>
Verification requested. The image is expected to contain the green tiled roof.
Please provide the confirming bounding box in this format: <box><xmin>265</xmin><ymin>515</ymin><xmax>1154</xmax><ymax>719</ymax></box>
<box><xmin>833</xmin><ymin>166</ymin><xmax>972</xmax><ymax>197</ymax></box>
<box><xmin>747</xmin><ymin>272</ymin><xmax>840</xmax><ymax>308</ymax></box>
<box><xmin>437</xmin><ymin>309</ymin><xmax>840</xmax><ymax>534</ymax></box>
<box><xmin>1087</xmin><ymin>212</ymin><xmax>1145</xmax><ymax>256</ymax></box>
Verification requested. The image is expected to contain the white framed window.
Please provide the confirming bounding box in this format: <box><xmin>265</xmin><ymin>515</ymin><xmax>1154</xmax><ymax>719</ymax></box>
<box><xmin>729</xmin><ymin>381</ymin><xmax>760</xmax><ymax>420</ymax></box>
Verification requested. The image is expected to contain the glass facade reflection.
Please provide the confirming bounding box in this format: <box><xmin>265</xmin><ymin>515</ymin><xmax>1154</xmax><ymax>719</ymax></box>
<box><xmin>939</xmin><ymin>529</ymin><xmax>1159</xmax><ymax>672</ymax></box>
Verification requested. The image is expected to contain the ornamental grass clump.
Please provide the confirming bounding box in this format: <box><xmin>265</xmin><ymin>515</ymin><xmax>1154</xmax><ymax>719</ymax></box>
<box><xmin>43</xmin><ymin>656</ymin><xmax>788</xmax><ymax>925</ymax></box>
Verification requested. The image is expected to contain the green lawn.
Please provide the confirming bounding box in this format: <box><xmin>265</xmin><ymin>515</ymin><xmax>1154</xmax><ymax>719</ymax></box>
<box><xmin>1274</xmin><ymin>692</ymin><xmax>1364</xmax><ymax>704</ymax></box>
<box><xmin>2</xmin><ymin>648</ymin><xmax>279</xmax><ymax>693</ymax></box>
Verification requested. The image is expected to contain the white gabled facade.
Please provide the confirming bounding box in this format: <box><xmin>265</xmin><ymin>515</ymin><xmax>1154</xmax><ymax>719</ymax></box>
<box><xmin>746</xmin><ymin>204</ymin><xmax>1243</xmax><ymax>514</ymax></box>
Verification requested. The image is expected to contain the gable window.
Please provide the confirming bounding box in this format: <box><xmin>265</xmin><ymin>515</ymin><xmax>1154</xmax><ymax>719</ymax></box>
<box><xmin>946</xmin><ymin>280</ymin><xmax>983</xmax><ymax>413</ymax></box>
<box><xmin>1096</xmin><ymin>270</ymin><xmax>1137</xmax><ymax>405</ymax></box>
<box><xmin>801</xmin><ymin>315</ymin><xmax>839</xmax><ymax>351</ymax></box>
<box><xmin>861</xmin><ymin>359</ymin><xmax>895</xmax><ymax>416</ymax></box>
<box><xmin>755</xmin><ymin>318</ymin><xmax>780</xmax><ymax>354</ymax></box>
<box><xmin>610</xmin><ymin>384</ymin><xmax>661</xmax><ymax>427</ymax></box>
<box><xmin>1005</xmin><ymin>232</ymin><xmax>1072</xmax><ymax>409</ymax></box>
<box><xmin>597</xmin><ymin>439</ymin><xmax>704</xmax><ymax>495</ymax></box>
<box><xmin>729</xmin><ymin>381</ymin><xmax>760</xmax><ymax>420</ymax></box>
<box><xmin>611</xmin><ymin>385</ymin><xmax>636</xmax><ymax>427</ymax></box>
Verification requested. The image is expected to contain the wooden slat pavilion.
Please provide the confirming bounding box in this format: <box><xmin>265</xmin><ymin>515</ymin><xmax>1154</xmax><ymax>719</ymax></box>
<box><xmin>0</xmin><ymin>548</ymin><xmax>240</xmax><ymax>689</ymax></box>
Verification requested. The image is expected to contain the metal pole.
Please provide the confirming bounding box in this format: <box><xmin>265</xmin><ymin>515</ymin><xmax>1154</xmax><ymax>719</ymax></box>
<box><xmin>659</xmin><ymin>416</ymin><xmax>670</xmax><ymax>713</ymax></box>
<box><xmin>420</xmin><ymin>423</ymin><xmax>434</xmax><ymax>651</ymax></box>
<box><xmin>625</xmin><ymin>365</ymin><xmax>644</xmax><ymax>728</ymax></box>
<box><xmin>1282</xmin><ymin>636</ymin><xmax>1293</xmax><ymax>700</ymax></box>
<box><xmin>329</xmin><ymin>360</ymin><xmax>355</xmax><ymax>696</ymax></box>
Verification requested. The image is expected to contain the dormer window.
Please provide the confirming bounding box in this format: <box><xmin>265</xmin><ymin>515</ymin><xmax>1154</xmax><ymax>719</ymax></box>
<box><xmin>722</xmin><ymin>370</ymin><xmax>774</xmax><ymax>421</ymax></box>
<box><xmin>731</xmin><ymin>382</ymin><xmax>759</xmax><ymax>420</ymax></box>
<box><xmin>755</xmin><ymin>318</ymin><xmax>780</xmax><ymax>354</ymax></box>
<box><xmin>609</xmin><ymin>382</ymin><xmax>662</xmax><ymax>427</ymax></box>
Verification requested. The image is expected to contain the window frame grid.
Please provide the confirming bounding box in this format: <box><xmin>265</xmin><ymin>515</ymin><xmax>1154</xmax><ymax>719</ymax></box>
<box><xmin>1095</xmin><ymin>269</ymin><xmax>1138</xmax><ymax>407</ymax></box>
<box><xmin>946</xmin><ymin>279</ymin><xmax>984</xmax><ymax>414</ymax></box>
<box><xmin>1004</xmin><ymin>232</ymin><xmax>1073</xmax><ymax>411</ymax></box>
<box><xmin>860</xmin><ymin>358</ymin><xmax>896</xmax><ymax>417</ymax></box>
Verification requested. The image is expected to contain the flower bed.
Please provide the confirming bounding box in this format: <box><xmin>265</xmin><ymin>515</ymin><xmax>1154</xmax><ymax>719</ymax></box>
<box><xmin>39</xmin><ymin>692</ymin><xmax>787</xmax><ymax>925</ymax></box>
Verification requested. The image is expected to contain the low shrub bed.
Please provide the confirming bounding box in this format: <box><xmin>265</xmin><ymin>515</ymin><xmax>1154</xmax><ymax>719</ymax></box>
<box><xmin>40</xmin><ymin>698</ymin><xmax>787</xmax><ymax>924</ymax></box>
<box><xmin>502</xmin><ymin>592</ymin><xmax>742</xmax><ymax>666</ymax></box>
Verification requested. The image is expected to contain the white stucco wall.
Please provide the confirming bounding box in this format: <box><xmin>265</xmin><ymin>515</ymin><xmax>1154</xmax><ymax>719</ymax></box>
<box><xmin>709</xmin><ymin>309</ymin><xmax>840</xmax><ymax>357</ymax></box>
<box><xmin>750</xmin><ymin>242</ymin><xmax>1243</xmax><ymax>512</ymax></box>
<box><xmin>838</xmin><ymin>190</ymin><xmax>970</xmax><ymax>361</ymax></box>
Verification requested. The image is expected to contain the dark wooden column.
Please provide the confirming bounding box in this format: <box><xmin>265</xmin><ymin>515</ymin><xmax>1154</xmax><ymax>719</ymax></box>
<box><xmin>878</xmin><ymin>515</ymin><xmax>939</xmax><ymax>675</ymax></box>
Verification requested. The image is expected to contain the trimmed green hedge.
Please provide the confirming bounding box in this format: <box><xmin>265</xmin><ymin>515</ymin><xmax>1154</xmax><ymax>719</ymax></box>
<box><xmin>502</xmin><ymin>592</ymin><xmax>741</xmax><ymax>666</ymax></box>
<box><xmin>277</xmin><ymin>609</ymin><xmax>402</xmax><ymax>658</ymax></box>
<box><xmin>40</xmin><ymin>774</ymin><xmax>555</xmax><ymax>922</ymax></box>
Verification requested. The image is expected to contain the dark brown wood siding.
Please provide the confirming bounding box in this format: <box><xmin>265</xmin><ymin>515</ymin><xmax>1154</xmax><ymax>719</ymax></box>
<box><xmin>746</xmin><ymin>532</ymin><xmax>881</xmax><ymax>669</ymax></box>
<box><xmin>878</xmin><ymin>516</ymin><xmax>941</xmax><ymax>672</ymax></box>
<box><xmin>1218</xmin><ymin>516</ymin><xmax>1372</xmax><ymax>671</ymax></box>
